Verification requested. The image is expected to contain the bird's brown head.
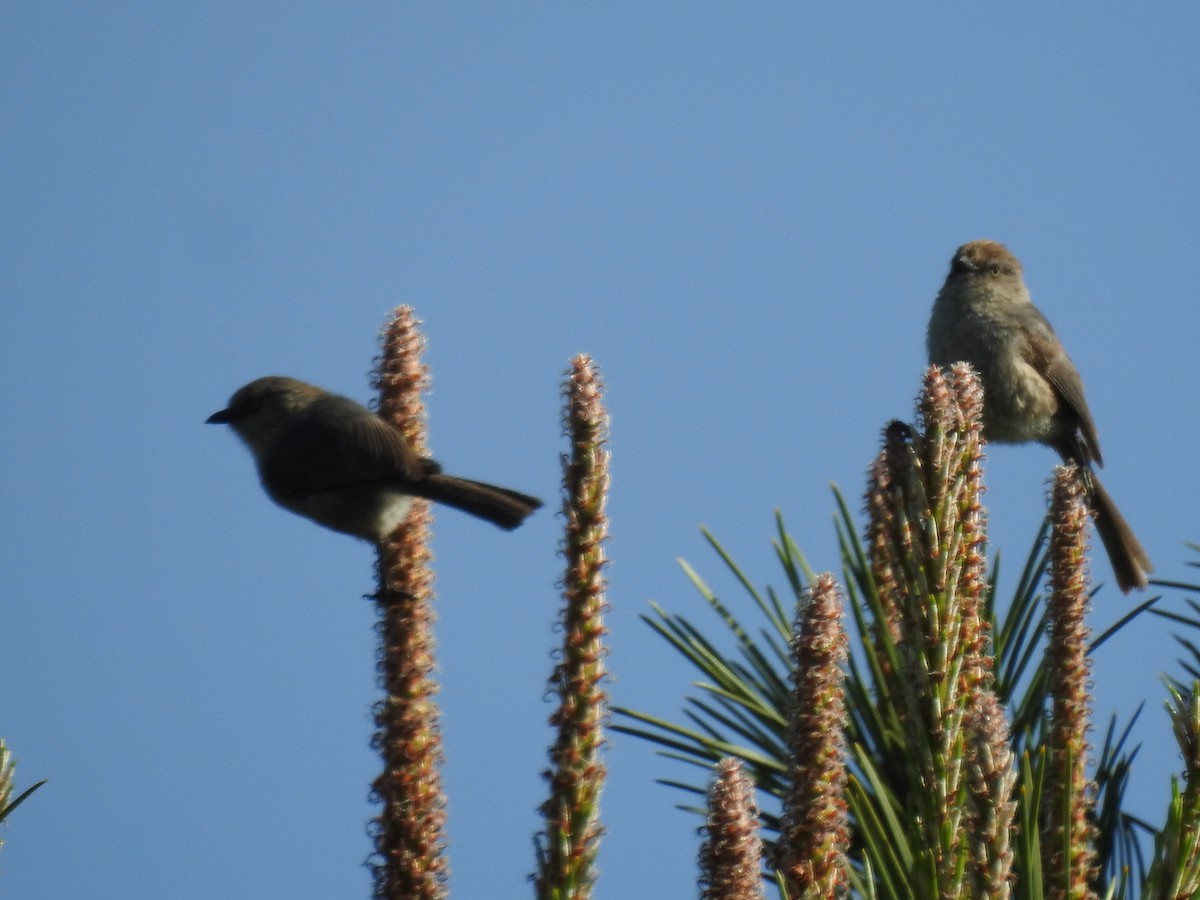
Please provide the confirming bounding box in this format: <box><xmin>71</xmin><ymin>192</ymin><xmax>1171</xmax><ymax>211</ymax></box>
<box><xmin>947</xmin><ymin>240</ymin><xmax>1023</xmax><ymax>281</ymax></box>
<box><xmin>206</xmin><ymin>376</ymin><xmax>325</xmax><ymax>453</ymax></box>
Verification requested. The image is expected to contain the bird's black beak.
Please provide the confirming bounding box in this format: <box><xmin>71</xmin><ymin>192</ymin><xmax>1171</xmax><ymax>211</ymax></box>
<box><xmin>206</xmin><ymin>409</ymin><xmax>233</xmax><ymax>424</ymax></box>
<box><xmin>953</xmin><ymin>254</ymin><xmax>978</xmax><ymax>274</ymax></box>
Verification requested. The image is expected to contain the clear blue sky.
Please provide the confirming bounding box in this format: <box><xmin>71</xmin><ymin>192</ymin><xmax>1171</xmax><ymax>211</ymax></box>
<box><xmin>4</xmin><ymin>4</ymin><xmax>1198</xmax><ymax>897</ymax></box>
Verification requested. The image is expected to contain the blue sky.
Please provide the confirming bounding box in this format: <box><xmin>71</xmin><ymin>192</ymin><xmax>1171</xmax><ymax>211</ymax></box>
<box><xmin>3</xmin><ymin>4</ymin><xmax>1198</xmax><ymax>897</ymax></box>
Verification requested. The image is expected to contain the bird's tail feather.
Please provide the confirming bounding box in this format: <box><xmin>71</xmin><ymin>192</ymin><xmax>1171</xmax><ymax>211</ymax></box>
<box><xmin>1087</xmin><ymin>470</ymin><xmax>1152</xmax><ymax>593</ymax></box>
<box><xmin>415</xmin><ymin>473</ymin><xmax>543</xmax><ymax>530</ymax></box>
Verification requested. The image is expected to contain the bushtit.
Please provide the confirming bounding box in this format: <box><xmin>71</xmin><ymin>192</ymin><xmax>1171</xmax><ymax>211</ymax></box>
<box><xmin>207</xmin><ymin>376</ymin><xmax>542</xmax><ymax>539</ymax></box>
<box><xmin>927</xmin><ymin>240</ymin><xmax>1151</xmax><ymax>592</ymax></box>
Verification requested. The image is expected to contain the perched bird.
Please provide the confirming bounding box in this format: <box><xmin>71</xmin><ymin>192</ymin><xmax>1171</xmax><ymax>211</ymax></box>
<box><xmin>927</xmin><ymin>240</ymin><xmax>1151</xmax><ymax>592</ymax></box>
<box><xmin>207</xmin><ymin>376</ymin><xmax>542</xmax><ymax>539</ymax></box>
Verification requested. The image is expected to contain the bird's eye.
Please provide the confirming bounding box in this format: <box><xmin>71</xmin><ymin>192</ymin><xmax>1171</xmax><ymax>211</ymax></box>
<box><xmin>989</xmin><ymin>265</ymin><xmax>1002</xmax><ymax>277</ymax></box>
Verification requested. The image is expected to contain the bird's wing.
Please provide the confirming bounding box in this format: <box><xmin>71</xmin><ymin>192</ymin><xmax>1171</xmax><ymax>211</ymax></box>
<box><xmin>262</xmin><ymin>394</ymin><xmax>427</xmax><ymax>498</ymax></box>
<box><xmin>1021</xmin><ymin>309</ymin><xmax>1104</xmax><ymax>466</ymax></box>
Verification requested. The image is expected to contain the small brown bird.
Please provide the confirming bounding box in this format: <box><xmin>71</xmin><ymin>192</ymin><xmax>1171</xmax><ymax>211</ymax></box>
<box><xmin>927</xmin><ymin>240</ymin><xmax>1152</xmax><ymax>592</ymax></box>
<box><xmin>207</xmin><ymin>376</ymin><xmax>542</xmax><ymax>539</ymax></box>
